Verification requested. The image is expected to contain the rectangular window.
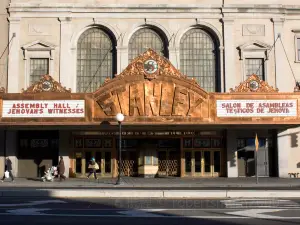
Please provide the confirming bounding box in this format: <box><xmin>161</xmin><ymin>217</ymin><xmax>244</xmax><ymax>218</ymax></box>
<box><xmin>29</xmin><ymin>58</ymin><xmax>49</xmax><ymax>85</ymax></box>
<box><xmin>245</xmin><ymin>58</ymin><xmax>265</xmax><ymax>80</ymax></box>
<box><xmin>297</xmin><ymin>38</ymin><xmax>300</xmax><ymax>61</ymax></box>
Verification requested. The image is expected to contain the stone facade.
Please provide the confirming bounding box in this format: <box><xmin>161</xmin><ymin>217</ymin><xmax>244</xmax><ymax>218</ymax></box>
<box><xmin>4</xmin><ymin>0</ymin><xmax>300</xmax><ymax>178</ymax></box>
<box><xmin>0</xmin><ymin>0</ymin><xmax>9</xmax><ymax>180</ymax></box>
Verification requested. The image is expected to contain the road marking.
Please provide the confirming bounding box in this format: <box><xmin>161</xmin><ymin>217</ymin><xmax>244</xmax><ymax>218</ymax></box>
<box><xmin>0</xmin><ymin>207</ymin><xmax>300</xmax><ymax>219</ymax></box>
<box><xmin>0</xmin><ymin>200</ymin><xmax>66</xmax><ymax>207</ymax></box>
<box><xmin>7</xmin><ymin>208</ymin><xmax>51</xmax><ymax>215</ymax></box>
<box><xmin>225</xmin><ymin>209</ymin><xmax>284</xmax><ymax>219</ymax></box>
<box><xmin>221</xmin><ymin>199</ymin><xmax>300</xmax><ymax>209</ymax></box>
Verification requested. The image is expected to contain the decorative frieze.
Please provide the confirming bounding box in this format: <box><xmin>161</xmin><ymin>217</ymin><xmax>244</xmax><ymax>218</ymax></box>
<box><xmin>28</xmin><ymin>24</ymin><xmax>52</xmax><ymax>36</ymax></box>
<box><xmin>242</xmin><ymin>24</ymin><xmax>265</xmax><ymax>36</ymax></box>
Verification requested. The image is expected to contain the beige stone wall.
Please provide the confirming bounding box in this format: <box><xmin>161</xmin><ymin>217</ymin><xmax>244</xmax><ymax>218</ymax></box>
<box><xmin>0</xmin><ymin>0</ymin><xmax>9</xmax><ymax>90</ymax></box>
<box><xmin>18</xmin><ymin>18</ymin><xmax>60</xmax><ymax>89</ymax></box>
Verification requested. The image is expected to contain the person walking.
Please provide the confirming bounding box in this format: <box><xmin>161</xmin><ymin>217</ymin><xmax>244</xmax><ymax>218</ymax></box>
<box><xmin>58</xmin><ymin>156</ymin><xmax>66</xmax><ymax>181</ymax></box>
<box><xmin>87</xmin><ymin>158</ymin><xmax>99</xmax><ymax>180</ymax></box>
<box><xmin>1</xmin><ymin>157</ymin><xmax>14</xmax><ymax>182</ymax></box>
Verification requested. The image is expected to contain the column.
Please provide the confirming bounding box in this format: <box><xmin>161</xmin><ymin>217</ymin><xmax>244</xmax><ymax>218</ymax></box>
<box><xmin>6</xmin><ymin>131</ymin><xmax>18</xmax><ymax>177</ymax></box>
<box><xmin>112</xmin><ymin>137</ymin><xmax>117</xmax><ymax>178</ymax></box>
<box><xmin>59</xmin><ymin>130</ymin><xmax>71</xmax><ymax>178</ymax></box>
<box><xmin>222</xmin><ymin>18</ymin><xmax>236</xmax><ymax>92</ymax></box>
<box><xmin>180</xmin><ymin>138</ymin><xmax>184</xmax><ymax>177</ymax></box>
<box><xmin>169</xmin><ymin>47</ymin><xmax>179</xmax><ymax>69</ymax></box>
<box><xmin>0</xmin><ymin>130</ymin><xmax>4</xmax><ymax>177</ymax></box>
<box><xmin>226</xmin><ymin>130</ymin><xmax>238</xmax><ymax>177</ymax></box>
<box><xmin>59</xmin><ymin>17</ymin><xmax>73</xmax><ymax>91</ymax></box>
<box><xmin>277</xmin><ymin>129</ymin><xmax>290</xmax><ymax>178</ymax></box>
<box><xmin>272</xmin><ymin>18</ymin><xmax>291</xmax><ymax>92</ymax></box>
<box><xmin>7</xmin><ymin>17</ymin><xmax>20</xmax><ymax>93</ymax></box>
<box><xmin>117</xmin><ymin>46</ymin><xmax>128</xmax><ymax>74</ymax></box>
<box><xmin>219</xmin><ymin>46</ymin><xmax>225</xmax><ymax>92</ymax></box>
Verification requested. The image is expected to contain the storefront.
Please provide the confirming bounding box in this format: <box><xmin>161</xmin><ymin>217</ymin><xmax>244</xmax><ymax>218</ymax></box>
<box><xmin>0</xmin><ymin>49</ymin><xmax>299</xmax><ymax>178</ymax></box>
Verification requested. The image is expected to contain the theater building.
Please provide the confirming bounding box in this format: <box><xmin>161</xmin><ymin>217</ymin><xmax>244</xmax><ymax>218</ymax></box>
<box><xmin>1</xmin><ymin>0</ymin><xmax>300</xmax><ymax>178</ymax></box>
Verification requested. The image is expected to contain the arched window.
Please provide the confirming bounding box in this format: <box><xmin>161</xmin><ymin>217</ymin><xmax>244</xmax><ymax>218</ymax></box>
<box><xmin>77</xmin><ymin>27</ymin><xmax>116</xmax><ymax>93</ymax></box>
<box><xmin>180</xmin><ymin>28</ymin><xmax>219</xmax><ymax>92</ymax></box>
<box><xmin>128</xmin><ymin>27</ymin><xmax>168</xmax><ymax>62</ymax></box>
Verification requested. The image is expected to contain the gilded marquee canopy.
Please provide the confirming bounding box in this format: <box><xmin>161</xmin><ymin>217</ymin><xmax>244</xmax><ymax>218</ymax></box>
<box><xmin>0</xmin><ymin>49</ymin><xmax>299</xmax><ymax>126</ymax></box>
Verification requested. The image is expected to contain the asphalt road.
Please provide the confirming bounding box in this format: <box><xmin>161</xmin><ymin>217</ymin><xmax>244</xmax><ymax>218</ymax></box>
<box><xmin>1</xmin><ymin>197</ymin><xmax>300</xmax><ymax>225</ymax></box>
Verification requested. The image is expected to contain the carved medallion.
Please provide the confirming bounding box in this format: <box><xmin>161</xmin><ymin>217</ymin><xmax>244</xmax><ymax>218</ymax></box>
<box><xmin>144</xmin><ymin>59</ymin><xmax>158</xmax><ymax>74</ymax></box>
<box><xmin>249</xmin><ymin>80</ymin><xmax>259</xmax><ymax>91</ymax></box>
<box><xmin>41</xmin><ymin>80</ymin><xmax>54</xmax><ymax>92</ymax></box>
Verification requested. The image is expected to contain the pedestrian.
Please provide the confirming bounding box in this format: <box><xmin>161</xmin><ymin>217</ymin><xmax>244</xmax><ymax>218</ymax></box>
<box><xmin>58</xmin><ymin>156</ymin><xmax>66</xmax><ymax>181</ymax></box>
<box><xmin>87</xmin><ymin>158</ymin><xmax>99</xmax><ymax>180</ymax></box>
<box><xmin>1</xmin><ymin>157</ymin><xmax>14</xmax><ymax>182</ymax></box>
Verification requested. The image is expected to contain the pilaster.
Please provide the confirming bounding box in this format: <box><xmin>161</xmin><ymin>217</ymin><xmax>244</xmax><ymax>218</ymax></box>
<box><xmin>271</xmin><ymin>18</ymin><xmax>290</xmax><ymax>92</ymax></box>
<box><xmin>221</xmin><ymin>18</ymin><xmax>236</xmax><ymax>92</ymax></box>
<box><xmin>169</xmin><ymin>47</ymin><xmax>179</xmax><ymax>70</ymax></box>
<box><xmin>226</xmin><ymin>129</ymin><xmax>238</xmax><ymax>177</ymax></box>
<box><xmin>6</xmin><ymin>130</ymin><xmax>18</xmax><ymax>177</ymax></box>
<box><xmin>277</xmin><ymin>129</ymin><xmax>290</xmax><ymax>178</ymax></box>
<box><xmin>59</xmin><ymin>17</ymin><xmax>73</xmax><ymax>92</ymax></box>
<box><xmin>59</xmin><ymin>130</ymin><xmax>71</xmax><ymax>178</ymax></box>
<box><xmin>7</xmin><ymin>17</ymin><xmax>21</xmax><ymax>93</ymax></box>
<box><xmin>117</xmin><ymin>46</ymin><xmax>128</xmax><ymax>74</ymax></box>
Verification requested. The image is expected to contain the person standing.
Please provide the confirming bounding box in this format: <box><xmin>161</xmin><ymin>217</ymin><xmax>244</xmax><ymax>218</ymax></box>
<box><xmin>1</xmin><ymin>157</ymin><xmax>14</xmax><ymax>182</ymax></box>
<box><xmin>87</xmin><ymin>158</ymin><xmax>98</xmax><ymax>180</ymax></box>
<box><xmin>58</xmin><ymin>156</ymin><xmax>66</xmax><ymax>181</ymax></box>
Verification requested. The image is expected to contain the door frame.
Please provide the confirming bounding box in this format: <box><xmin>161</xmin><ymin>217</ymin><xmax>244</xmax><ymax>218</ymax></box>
<box><xmin>185</xmin><ymin>150</ymin><xmax>222</xmax><ymax>177</ymax></box>
<box><xmin>73</xmin><ymin>150</ymin><xmax>113</xmax><ymax>177</ymax></box>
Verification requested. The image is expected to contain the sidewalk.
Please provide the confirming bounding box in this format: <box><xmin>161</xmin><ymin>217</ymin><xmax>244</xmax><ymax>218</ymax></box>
<box><xmin>1</xmin><ymin>177</ymin><xmax>300</xmax><ymax>189</ymax></box>
<box><xmin>1</xmin><ymin>177</ymin><xmax>300</xmax><ymax>198</ymax></box>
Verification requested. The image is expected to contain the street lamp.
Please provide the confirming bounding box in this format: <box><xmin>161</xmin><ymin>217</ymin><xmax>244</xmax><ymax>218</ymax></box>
<box><xmin>115</xmin><ymin>113</ymin><xmax>124</xmax><ymax>185</ymax></box>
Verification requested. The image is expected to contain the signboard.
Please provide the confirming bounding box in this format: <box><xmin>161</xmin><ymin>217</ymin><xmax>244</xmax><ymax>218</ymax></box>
<box><xmin>217</xmin><ymin>100</ymin><xmax>297</xmax><ymax>117</ymax></box>
<box><xmin>2</xmin><ymin>100</ymin><xmax>85</xmax><ymax>118</ymax></box>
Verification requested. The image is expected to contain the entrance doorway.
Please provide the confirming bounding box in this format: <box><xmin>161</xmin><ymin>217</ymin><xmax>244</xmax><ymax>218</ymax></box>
<box><xmin>74</xmin><ymin>150</ymin><xmax>112</xmax><ymax>177</ymax></box>
<box><xmin>157</xmin><ymin>139</ymin><xmax>180</xmax><ymax>177</ymax></box>
<box><xmin>185</xmin><ymin>150</ymin><xmax>221</xmax><ymax>177</ymax></box>
<box><xmin>116</xmin><ymin>139</ymin><xmax>138</xmax><ymax>177</ymax></box>
<box><xmin>237</xmin><ymin>138</ymin><xmax>270</xmax><ymax>177</ymax></box>
<box><xmin>120</xmin><ymin>150</ymin><xmax>138</xmax><ymax>176</ymax></box>
<box><xmin>18</xmin><ymin>131</ymin><xmax>59</xmax><ymax>178</ymax></box>
<box><xmin>158</xmin><ymin>149</ymin><xmax>180</xmax><ymax>176</ymax></box>
<box><xmin>183</xmin><ymin>136</ymin><xmax>224</xmax><ymax>177</ymax></box>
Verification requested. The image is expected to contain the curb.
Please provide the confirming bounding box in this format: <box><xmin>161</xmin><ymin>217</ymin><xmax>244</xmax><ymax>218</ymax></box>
<box><xmin>1</xmin><ymin>189</ymin><xmax>300</xmax><ymax>198</ymax></box>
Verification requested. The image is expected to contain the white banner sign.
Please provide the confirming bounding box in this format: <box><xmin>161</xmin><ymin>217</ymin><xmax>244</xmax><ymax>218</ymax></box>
<box><xmin>2</xmin><ymin>100</ymin><xmax>85</xmax><ymax>118</ymax></box>
<box><xmin>217</xmin><ymin>100</ymin><xmax>297</xmax><ymax>117</ymax></box>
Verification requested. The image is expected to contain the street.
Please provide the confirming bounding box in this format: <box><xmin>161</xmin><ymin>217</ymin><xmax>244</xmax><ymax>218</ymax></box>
<box><xmin>1</xmin><ymin>197</ymin><xmax>300</xmax><ymax>224</ymax></box>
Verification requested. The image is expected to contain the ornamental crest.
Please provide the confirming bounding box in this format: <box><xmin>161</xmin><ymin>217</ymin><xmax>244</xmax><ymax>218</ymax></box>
<box><xmin>97</xmin><ymin>49</ymin><xmax>201</xmax><ymax>89</ymax></box>
<box><xmin>22</xmin><ymin>75</ymin><xmax>71</xmax><ymax>94</ymax></box>
<box><xmin>230</xmin><ymin>74</ymin><xmax>278</xmax><ymax>93</ymax></box>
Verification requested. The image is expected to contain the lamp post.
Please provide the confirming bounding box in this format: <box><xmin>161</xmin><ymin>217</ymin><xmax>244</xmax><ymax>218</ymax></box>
<box><xmin>115</xmin><ymin>113</ymin><xmax>124</xmax><ymax>185</ymax></box>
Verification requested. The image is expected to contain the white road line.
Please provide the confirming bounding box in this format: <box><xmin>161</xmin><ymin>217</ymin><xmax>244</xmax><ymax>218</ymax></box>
<box><xmin>0</xmin><ymin>200</ymin><xmax>66</xmax><ymax>207</ymax></box>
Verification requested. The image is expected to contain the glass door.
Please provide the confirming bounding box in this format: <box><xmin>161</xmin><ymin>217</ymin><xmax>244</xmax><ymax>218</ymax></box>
<box><xmin>95</xmin><ymin>151</ymin><xmax>102</xmax><ymax>174</ymax></box>
<box><xmin>75</xmin><ymin>152</ymin><xmax>82</xmax><ymax>174</ymax></box>
<box><xmin>184</xmin><ymin>151</ymin><xmax>192</xmax><ymax>176</ymax></box>
<box><xmin>104</xmin><ymin>151</ymin><xmax>112</xmax><ymax>175</ymax></box>
<box><xmin>212</xmin><ymin>150</ymin><xmax>221</xmax><ymax>177</ymax></box>
<box><xmin>203</xmin><ymin>150</ymin><xmax>212</xmax><ymax>177</ymax></box>
<box><xmin>85</xmin><ymin>151</ymin><xmax>92</xmax><ymax>175</ymax></box>
<box><xmin>194</xmin><ymin>151</ymin><xmax>202</xmax><ymax>176</ymax></box>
